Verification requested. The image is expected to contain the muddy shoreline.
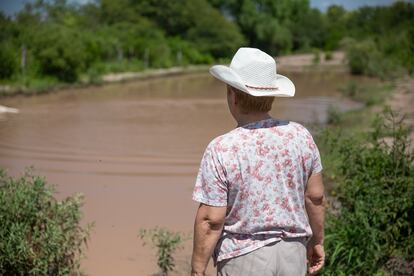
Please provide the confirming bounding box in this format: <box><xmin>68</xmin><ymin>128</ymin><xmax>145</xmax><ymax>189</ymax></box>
<box><xmin>387</xmin><ymin>77</ymin><xmax>414</xmax><ymax>149</ymax></box>
<box><xmin>0</xmin><ymin>65</ymin><xmax>210</xmax><ymax>98</ymax></box>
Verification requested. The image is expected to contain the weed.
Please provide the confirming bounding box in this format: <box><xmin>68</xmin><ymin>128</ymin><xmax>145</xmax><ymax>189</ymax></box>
<box><xmin>326</xmin><ymin>105</ymin><xmax>342</xmax><ymax>125</ymax></box>
<box><xmin>139</xmin><ymin>227</ymin><xmax>187</xmax><ymax>275</ymax></box>
<box><xmin>325</xmin><ymin>51</ymin><xmax>333</xmax><ymax>61</ymax></box>
<box><xmin>339</xmin><ymin>81</ymin><xmax>393</xmax><ymax>106</ymax></box>
<box><xmin>313</xmin><ymin>49</ymin><xmax>321</xmax><ymax>65</ymax></box>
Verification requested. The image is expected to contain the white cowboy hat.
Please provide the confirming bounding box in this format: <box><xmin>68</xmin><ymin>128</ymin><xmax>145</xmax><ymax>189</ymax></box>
<box><xmin>209</xmin><ymin>47</ymin><xmax>295</xmax><ymax>97</ymax></box>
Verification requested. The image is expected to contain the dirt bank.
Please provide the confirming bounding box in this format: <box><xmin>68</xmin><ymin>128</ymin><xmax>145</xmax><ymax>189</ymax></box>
<box><xmin>388</xmin><ymin>77</ymin><xmax>414</xmax><ymax>149</ymax></box>
<box><xmin>100</xmin><ymin>65</ymin><xmax>209</xmax><ymax>82</ymax></box>
<box><xmin>0</xmin><ymin>65</ymin><xmax>209</xmax><ymax>98</ymax></box>
<box><xmin>277</xmin><ymin>51</ymin><xmax>346</xmax><ymax>72</ymax></box>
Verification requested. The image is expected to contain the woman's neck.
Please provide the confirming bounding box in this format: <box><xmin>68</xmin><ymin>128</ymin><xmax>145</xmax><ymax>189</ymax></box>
<box><xmin>236</xmin><ymin>113</ymin><xmax>272</xmax><ymax>127</ymax></box>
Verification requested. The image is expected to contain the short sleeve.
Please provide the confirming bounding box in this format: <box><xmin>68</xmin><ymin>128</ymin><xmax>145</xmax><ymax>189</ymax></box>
<box><xmin>192</xmin><ymin>143</ymin><xmax>228</xmax><ymax>207</ymax></box>
<box><xmin>311</xmin><ymin>143</ymin><xmax>323</xmax><ymax>174</ymax></box>
<box><xmin>303</xmin><ymin>128</ymin><xmax>323</xmax><ymax>175</ymax></box>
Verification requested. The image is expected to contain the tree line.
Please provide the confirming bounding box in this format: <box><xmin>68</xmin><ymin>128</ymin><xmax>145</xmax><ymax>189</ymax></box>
<box><xmin>0</xmin><ymin>0</ymin><xmax>413</xmax><ymax>84</ymax></box>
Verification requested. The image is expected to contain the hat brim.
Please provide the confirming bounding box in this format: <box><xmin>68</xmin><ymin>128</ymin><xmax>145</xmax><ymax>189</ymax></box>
<box><xmin>209</xmin><ymin>65</ymin><xmax>295</xmax><ymax>97</ymax></box>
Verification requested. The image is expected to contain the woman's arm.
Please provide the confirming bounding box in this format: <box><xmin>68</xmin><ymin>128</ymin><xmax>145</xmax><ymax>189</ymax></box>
<box><xmin>191</xmin><ymin>203</ymin><xmax>226</xmax><ymax>276</ymax></box>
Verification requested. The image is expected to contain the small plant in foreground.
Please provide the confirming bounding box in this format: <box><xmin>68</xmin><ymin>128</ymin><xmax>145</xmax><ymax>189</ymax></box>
<box><xmin>0</xmin><ymin>169</ymin><xmax>92</xmax><ymax>275</ymax></box>
<box><xmin>312</xmin><ymin>49</ymin><xmax>321</xmax><ymax>65</ymax></box>
<box><xmin>139</xmin><ymin>227</ymin><xmax>187</xmax><ymax>276</ymax></box>
<box><xmin>326</xmin><ymin>105</ymin><xmax>342</xmax><ymax>125</ymax></box>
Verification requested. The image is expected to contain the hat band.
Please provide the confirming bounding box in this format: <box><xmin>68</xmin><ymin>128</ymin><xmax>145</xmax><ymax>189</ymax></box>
<box><xmin>245</xmin><ymin>84</ymin><xmax>279</xmax><ymax>91</ymax></box>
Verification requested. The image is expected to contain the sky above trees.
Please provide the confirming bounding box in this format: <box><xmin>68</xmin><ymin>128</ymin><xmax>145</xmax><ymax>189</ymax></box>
<box><xmin>1</xmin><ymin>0</ymin><xmax>412</xmax><ymax>15</ymax></box>
<box><xmin>311</xmin><ymin>0</ymin><xmax>408</xmax><ymax>11</ymax></box>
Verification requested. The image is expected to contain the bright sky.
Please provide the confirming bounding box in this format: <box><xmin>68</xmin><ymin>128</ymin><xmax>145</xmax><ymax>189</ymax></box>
<box><xmin>310</xmin><ymin>0</ymin><xmax>408</xmax><ymax>11</ymax></box>
<box><xmin>0</xmin><ymin>0</ymin><xmax>412</xmax><ymax>16</ymax></box>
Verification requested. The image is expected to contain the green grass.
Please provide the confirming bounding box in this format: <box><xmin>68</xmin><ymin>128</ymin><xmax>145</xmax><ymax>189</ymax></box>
<box><xmin>339</xmin><ymin>81</ymin><xmax>395</xmax><ymax>107</ymax></box>
<box><xmin>324</xmin><ymin>81</ymin><xmax>395</xmax><ymax>136</ymax></box>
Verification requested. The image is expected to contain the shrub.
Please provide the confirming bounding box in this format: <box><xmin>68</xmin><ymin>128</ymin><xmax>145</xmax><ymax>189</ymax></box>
<box><xmin>326</xmin><ymin>105</ymin><xmax>342</xmax><ymax>125</ymax></box>
<box><xmin>342</xmin><ymin>38</ymin><xmax>379</xmax><ymax>75</ymax></box>
<box><xmin>0</xmin><ymin>169</ymin><xmax>92</xmax><ymax>275</ymax></box>
<box><xmin>168</xmin><ymin>37</ymin><xmax>213</xmax><ymax>65</ymax></box>
<box><xmin>137</xmin><ymin>0</ymin><xmax>245</xmax><ymax>59</ymax></box>
<box><xmin>339</xmin><ymin>81</ymin><xmax>359</xmax><ymax>99</ymax></box>
<box><xmin>339</xmin><ymin>81</ymin><xmax>394</xmax><ymax>106</ymax></box>
<box><xmin>325</xmin><ymin>51</ymin><xmax>333</xmax><ymax>61</ymax></box>
<box><xmin>312</xmin><ymin>49</ymin><xmax>321</xmax><ymax>65</ymax></box>
<box><xmin>341</xmin><ymin>37</ymin><xmax>403</xmax><ymax>79</ymax></box>
<box><xmin>139</xmin><ymin>227</ymin><xmax>186</xmax><ymax>276</ymax></box>
<box><xmin>32</xmin><ymin>25</ymin><xmax>92</xmax><ymax>82</ymax></box>
<box><xmin>320</xmin><ymin>110</ymin><xmax>414</xmax><ymax>274</ymax></box>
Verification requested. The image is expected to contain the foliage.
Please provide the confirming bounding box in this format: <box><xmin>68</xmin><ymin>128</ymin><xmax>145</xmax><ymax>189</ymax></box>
<box><xmin>209</xmin><ymin>0</ymin><xmax>326</xmax><ymax>55</ymax></box>
<box><xmin>0</xmin><ymin>169</ymin><xmax>92</xmax><ymax>275</ymax></box>
<box><xmin>138</xmin><ymin>0</ymin><xmax>245</xmax><ymax>58</ymax></box>
<box><xmin>326</xmin><ymin>105</ymin><xmax>342</xmax><ymax>125</ymax></box>
<box><xmin>341</xmin><ymin>2</ymin><xmax>414</xmax><ymax>77</ymax></box>
<box><xmin>319</xmin><ymin>110</ymin><xmax>414</xmax><ymax>274</ymax></box>
<box><xmin>139</xmin><ymin>227</ymin><xmax>186</xmax><ymax>276</ymax></box>
<box><xmin>0</xmin><ymin>43</ymin><xmax>18</xmax><ymax>79</ymax></box>
<box><xmin>341</xmin><ymin>38</ymin><xmax>404</xmax><ymax>80</ymax></box>
<box><xmin>0</xmin><ymin>0</ymin><xmax>240</xmax><ymax>87</ymax></box>
<box><xmin>325</xmin><ymin>51</ymin><xmax>333</xmax><ymax>61</ymax></box>
<box><xmin>210</xmin><ymin>0</ymin><xmax>414</xmax><ymax>73</ymax></box>
<box><xmin>32</xmin><ymin>24</ymin><xmax>94</xmax><ymax>82</ymax></box>
<box><xmin>0</xmin><ymin>0</ymin><xmax>413</xmax><ymax>87</ymax></box>
<box><xmin>312</xmin><ymin>49</ymin><xmax>321</xmax><ymax>65</ymax></box>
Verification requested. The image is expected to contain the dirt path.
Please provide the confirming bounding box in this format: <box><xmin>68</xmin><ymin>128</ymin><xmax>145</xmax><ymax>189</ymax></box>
<box><xmin>277</xmin><ymin>51</ymin><xmax>346</xmax><ymax>72</ymax></box>
<box><xmin>388</xmin><ymin>77</ymin><xmax>414</xmax><ymax>148</ymax></box>
<box><xmin>101</xmin><ymin>65</ymin><xmax>209</xmax><ymax>82</ymax></box>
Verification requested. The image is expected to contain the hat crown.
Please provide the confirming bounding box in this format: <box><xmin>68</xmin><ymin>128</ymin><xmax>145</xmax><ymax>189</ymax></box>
<box><xmin>230</xmin><ymin>48</ymin><xmax>277</xmax><ymax>87</ymax></box>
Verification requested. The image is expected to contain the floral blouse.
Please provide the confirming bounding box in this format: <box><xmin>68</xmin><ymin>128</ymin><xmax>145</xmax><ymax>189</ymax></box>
<box><xmin>192</xmin><ymin>118</ymin><xmax>323</xmax><ymax>263</ymax></box>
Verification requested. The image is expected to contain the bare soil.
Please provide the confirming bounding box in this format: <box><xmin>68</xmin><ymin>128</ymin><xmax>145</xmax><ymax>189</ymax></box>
<box><xmin>277</xmin><ymin>51</ymin><xmax>346</xmax><ymax>72</ymax></box>
<box><xmin>388</xmin><ymin>77</ymin><xmax>414</xmax><ymax>150</ymax></box>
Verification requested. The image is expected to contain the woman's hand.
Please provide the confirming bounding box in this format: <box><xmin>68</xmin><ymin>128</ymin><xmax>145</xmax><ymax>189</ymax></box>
<box><xmin>191</xmin><ymin>270</ymin><xmax>205</xmax><ymax>276</ymax></box>
<box><xmin>307</xmin><ymin>242</ymin><xmax>325</xmax><ymax>275</ymax></box>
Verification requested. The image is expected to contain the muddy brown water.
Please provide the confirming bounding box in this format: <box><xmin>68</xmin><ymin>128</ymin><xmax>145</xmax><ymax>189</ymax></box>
<box><xmin>0</xmin><ymin>71</ymin><xmax>367</xmax><ymax>275</ymax></box>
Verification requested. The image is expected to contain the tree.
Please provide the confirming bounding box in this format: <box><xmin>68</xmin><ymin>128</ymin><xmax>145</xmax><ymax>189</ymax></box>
<box><xmin>207</xmin><ymin>0</ymin><xmax>318</xmax><ymax>55</ymax></box>
<box><xmin>324</xmin><ymin>5</ymin><xmax>347</xmax><ymax>50</ymax></box>
<box><xmin>32</xmin><ymin>24</ymin><xmax>91</xmax><ymax>82</ymax></box>
<box><xmin>0</xmin><ymin>43</ymin><xmax>18</xmax><ymax>79</ymax></box>
<box><xmin>137</xmin><ymin>0</ymin><xmax>244</xmax><ymax>58</ymax></box>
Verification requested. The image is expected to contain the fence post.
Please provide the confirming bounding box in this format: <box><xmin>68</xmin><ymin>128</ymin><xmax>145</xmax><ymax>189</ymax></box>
<box><xmin>21</xmin><ymin>44</ymin><xmax>26</xmax><ymax>83</ymax></box>
<box><xmin>144</xmin><ymin>48</ymin><xmax>150</xmax><ymax>69</ymax></box>
<box><xmin>176</xmin><ymin>48</ymin><xmax>182</xmax><ymax>67</ymax></box>
<box><xmin>117</xmin><ymin>44</ymin><xmax>123</xmax><ymax>62</ymax></box>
